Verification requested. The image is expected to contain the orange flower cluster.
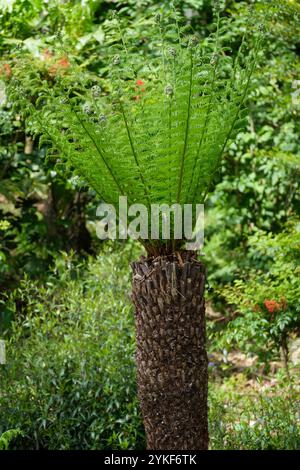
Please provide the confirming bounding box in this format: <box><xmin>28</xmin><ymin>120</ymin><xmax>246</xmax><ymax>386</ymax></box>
<box><xmin>0</xmin><ymin>50</ymin><xmax>71</xmax><ymax>86</ymax></box>
<box><xmin>263</xmin><ymin>298</ymin><xmax>287</xmax><ymax>320</ymax></box>
<box><xmin>134</xmin><ymin>79</ymin><xmax>145</xmax><ymax>101</ymax></box>
<box><xmin>49</xmin><ymin>56</ymin><xmax>70</xmax><ymax>77</ymax></box>
<box><xmin>0</xmin><ymin>63</ymin><xmax>12</xmax><ymax>78</ymax></box>
<box><xmin>264</xmin><ymin>299</ymin><xmax>281</xmax><ymax>314</ymax></box>
<box><xmin>41</xmin><ymin>49</ymin><xmax>70</xmax><ymax>77</ymax></box>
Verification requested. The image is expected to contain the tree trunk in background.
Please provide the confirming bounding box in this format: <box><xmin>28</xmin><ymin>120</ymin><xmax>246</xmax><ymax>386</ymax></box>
<box><xmin>131</xmin><ymin>251</ymin><xmax>208</xmax><ymax>450</ymax></box>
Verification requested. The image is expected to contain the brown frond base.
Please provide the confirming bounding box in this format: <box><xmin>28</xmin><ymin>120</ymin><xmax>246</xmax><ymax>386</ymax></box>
<box><xmin>140</xmin><ymin>240</ymin><xmax>184</xmax><ymax>257</ymax></box>
<box><xmin>131</xmin><ymin>251</ymin><xmax>208</xmax><ymax>450</ymax></box>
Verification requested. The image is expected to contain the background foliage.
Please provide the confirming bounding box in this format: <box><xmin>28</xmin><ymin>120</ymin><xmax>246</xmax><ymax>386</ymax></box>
<box><xmin>0</xmin><ymin>0</ymin><xmax>299</xmax><ymax>450</ymax></box>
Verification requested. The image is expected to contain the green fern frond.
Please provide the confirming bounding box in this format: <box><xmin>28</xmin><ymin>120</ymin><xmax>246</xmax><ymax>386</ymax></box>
<box><xmin>7</xmin><ymin>6</ymin><xmax>263</xmax><ymax>248</ymax></box>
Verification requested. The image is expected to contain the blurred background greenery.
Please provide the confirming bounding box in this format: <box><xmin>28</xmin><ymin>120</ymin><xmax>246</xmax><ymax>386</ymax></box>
<box><xmin>0</xmin><ymin>0</ymin><xmax>299</xmax><ymax>450</ymax></box>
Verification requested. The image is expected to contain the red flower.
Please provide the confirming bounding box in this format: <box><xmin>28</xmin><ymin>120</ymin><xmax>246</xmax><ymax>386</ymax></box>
<box><xmin>133</xmin><ymin>79</ymin><xmax>145</xmax><ymax>101</ymax></box>
<box><xmin>264</xmin><ymin>299</ymin><xmax>280</xmax><ymax>314</ymax></box>
<box><xmin>0</xmin><ymin>63</ymin><xmax>12</xmax><ymax>78</ymax></box>
<box><xmin>49</xmin><ymin>56</ymin><xmax>70</xmax><ymax>76</ymax></box>
<box><xmin>4</xmin><ymin>63</ymin><xmax>11</xmax><ymax>77</ymax></box>
<box><xmin>57</xmin><ymin>56</ymin><xmax>70</xmax><ymax>68</ymax></box>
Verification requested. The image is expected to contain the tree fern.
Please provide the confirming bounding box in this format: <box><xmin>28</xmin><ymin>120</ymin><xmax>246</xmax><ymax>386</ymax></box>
<box><xmin>7</xmin><ymin>5</ymin><xmax>263</xmax><ymax>251</ymax></box>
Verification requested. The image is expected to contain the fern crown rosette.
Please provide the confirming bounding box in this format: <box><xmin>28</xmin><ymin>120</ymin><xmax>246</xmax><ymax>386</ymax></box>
<box><xmin>9</xmin><ymin>7</ymin><xmax>261</xmax><ymax>248</ymax></box>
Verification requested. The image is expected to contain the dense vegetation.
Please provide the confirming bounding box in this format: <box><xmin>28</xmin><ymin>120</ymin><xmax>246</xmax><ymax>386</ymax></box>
<box><xmin>0</xmin><ymin>0</ymin><xmax>299</xmax><ymax>450</ymax></box>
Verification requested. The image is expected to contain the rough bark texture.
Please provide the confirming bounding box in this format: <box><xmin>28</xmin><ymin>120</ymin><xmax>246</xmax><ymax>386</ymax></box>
<box><xmin>131</xmin><ymin>251</ymin><xmax>208</xmax><ymax>450</ymax></box>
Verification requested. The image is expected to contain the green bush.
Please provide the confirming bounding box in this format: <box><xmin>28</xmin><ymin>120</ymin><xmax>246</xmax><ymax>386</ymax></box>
<box><xmin>209</xmin><ymin>374</ymin><xmax>300</xmax><ymax>450</ymax></box>
<box><xmin>0</xmin><ymin>243</ymin><xmax>145</xmax><ymax>450</ymax></box>
<box><xmin>211</xmin><ymin>219</ymin><xmax>300</xmax><ymax>362</ymax></box>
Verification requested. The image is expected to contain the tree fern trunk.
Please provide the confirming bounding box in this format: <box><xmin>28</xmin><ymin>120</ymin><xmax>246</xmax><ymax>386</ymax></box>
<box><xmin>131</xmin><ymin>251</ymin><xmax>208</xmax><ymax>450</ymax></box>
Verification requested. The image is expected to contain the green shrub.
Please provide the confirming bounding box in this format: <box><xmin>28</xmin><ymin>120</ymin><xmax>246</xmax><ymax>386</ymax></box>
<box><xmin>212</xmin><ymin>219</ymin><xmax>300</xmax><ymax>363</ymax></box>
<box><xmin>209</xmin><ymin>375</ymin><xmax>300</xmax><ymax>450</ymax></box>
<box><xmin>0</xmin><ymin>242</ymin><xmax>145</xmax><ymax>450</ymax></box>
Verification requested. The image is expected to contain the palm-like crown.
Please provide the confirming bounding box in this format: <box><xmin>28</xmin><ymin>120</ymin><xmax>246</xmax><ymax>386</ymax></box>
<box><xmin>9</xmin><ymin>7</ymin><xmax>261</xmax><ymax>250</ymax></box>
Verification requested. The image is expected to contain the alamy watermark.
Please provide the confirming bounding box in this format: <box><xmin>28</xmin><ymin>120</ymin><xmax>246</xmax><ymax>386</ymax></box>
<box><xmin>95</xmin><ymin>196</ymin><xmax>204</xmax><ymax>250</ymax></box>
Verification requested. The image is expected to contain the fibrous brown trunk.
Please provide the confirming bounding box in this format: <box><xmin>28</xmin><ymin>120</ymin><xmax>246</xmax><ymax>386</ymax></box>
<box><xmin>131</xmin><ymin>251</ymin><xmax>208</xmax><ymax>450</ymax></box>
